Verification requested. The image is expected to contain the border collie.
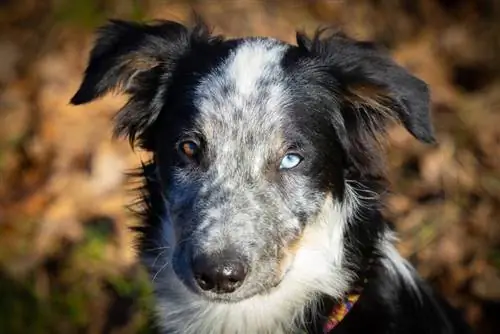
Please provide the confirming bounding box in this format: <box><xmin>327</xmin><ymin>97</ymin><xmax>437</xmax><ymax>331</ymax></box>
<box><xmin>71</xmin><ymin>19</ymin><xmax>472</xmax><ymax>334</ymax></box>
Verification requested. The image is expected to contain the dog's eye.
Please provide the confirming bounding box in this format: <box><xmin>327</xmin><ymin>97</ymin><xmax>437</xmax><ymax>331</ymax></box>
<box><xmin>279</xmin><ymin>153</ymin><xmax>303</xmax><ymax>170</ymax></box>
<box><xmin>179</xmin><ymin>140</ymin><xmax>199</xmax><ymax>159</ymax></box>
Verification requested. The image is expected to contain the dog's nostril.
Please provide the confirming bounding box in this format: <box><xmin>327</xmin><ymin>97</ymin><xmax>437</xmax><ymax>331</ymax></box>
<box><xmin>192</xmin><ymin>253</ymin><xmax>248</xmax><ymax>294</ymax></box>
<box><xmin>194</xmin><ymin>273</ymin><xmax>215</xmax><ymax>291</ymax></box>
<box><xmin>228</xmin><ymin>277</ymin><xmax>239</xmax><ymax>283</ymax></box>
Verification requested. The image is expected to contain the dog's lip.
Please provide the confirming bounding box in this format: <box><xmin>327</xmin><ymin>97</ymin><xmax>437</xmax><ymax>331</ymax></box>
<box><xmin>196</xmin><ymin>288</ymin><xmax>272</xmax><ymax>304</ymax></box>
<box><xmin>192</xmin><ymin>272</ymin><xmax>288</xmax><ymax>304</ymax></box>
<box><xmin>197</xmin><ymin>292</ymin><xmax>245</xmax><ymax>303</ymax></box>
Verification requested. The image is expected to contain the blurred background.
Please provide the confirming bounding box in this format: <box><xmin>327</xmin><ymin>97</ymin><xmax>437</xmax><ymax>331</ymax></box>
<box><xmin>0</xmin><ymin>0</ymin><xmax>499</xmax><ymax>333</ymax></box>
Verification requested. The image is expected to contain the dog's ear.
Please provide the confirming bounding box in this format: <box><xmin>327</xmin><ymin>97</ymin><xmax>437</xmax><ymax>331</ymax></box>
<box><xmin>298</xmin><ymin>30</ymin><xmax>435</xmax><ymax>144</ymax></box>
<box><xmin>71</xmin><ymin>19</ymin><xmax>192</xmax><ymax>105</ymax></box>
<box><xmin>70</xmin><ymin>19</ymin><xmax>213</xmax><ymax>149</ymax></box>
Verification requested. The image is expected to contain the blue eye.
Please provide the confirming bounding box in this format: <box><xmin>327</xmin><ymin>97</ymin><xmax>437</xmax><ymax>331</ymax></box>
<box><xmin>279</xmin><ymin>153</ymin><xmax>303</xmax><ymax>170</ymax></box>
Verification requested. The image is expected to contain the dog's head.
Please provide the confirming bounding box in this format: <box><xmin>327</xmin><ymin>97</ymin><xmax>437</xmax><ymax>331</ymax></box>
<box><xmin>72</xmin><ymin>20</ymin><xmax>434</xmax><ymax>308</ymax></box>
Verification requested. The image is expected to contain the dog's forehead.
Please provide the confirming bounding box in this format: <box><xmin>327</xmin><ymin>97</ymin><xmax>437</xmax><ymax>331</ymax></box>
<box><xmin>193</xmin><ymin>39</ymin><xmax>291</xmax><ymax>148</ymax></box>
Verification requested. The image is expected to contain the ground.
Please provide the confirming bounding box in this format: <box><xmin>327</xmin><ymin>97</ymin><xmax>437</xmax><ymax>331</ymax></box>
<box><xmin>0</xmin><ymin>1</ymin><xmax>499</xmax><ymax>333</ymax></box>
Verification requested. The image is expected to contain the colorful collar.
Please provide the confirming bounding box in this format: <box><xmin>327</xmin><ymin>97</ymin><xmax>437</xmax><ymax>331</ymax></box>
<box><xmin>321</xmin><ymin>269</ymin><xmax>371</xmax><ymax>333</ymax></box>
<box><xmin>322</xmin><ymin>293</ymin><xmax>361</xmax><ymax>333</ymax></box>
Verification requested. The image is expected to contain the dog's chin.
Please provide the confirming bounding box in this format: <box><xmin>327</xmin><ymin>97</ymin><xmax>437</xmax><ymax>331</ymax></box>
<box><xmin>195</xmin><ymin>291</ymin><xmax>255</xmax><ymax>304</ymax></box>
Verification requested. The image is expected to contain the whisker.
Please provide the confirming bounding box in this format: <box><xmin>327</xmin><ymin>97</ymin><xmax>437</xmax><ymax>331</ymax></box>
<box><xmin>152</xmin><ymin>259</ymin><xmax>170</xmax><ymax>282</ymax></box>
<box><xmin>152</xmin><ymin>248</ymin><xmax>170</xmax><ymax>268</ymax></box>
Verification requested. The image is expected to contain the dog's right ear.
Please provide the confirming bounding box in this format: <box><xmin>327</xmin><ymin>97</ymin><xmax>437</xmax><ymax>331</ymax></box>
<box><xmin>70</xmin><ymin>19</ymin><xmax>213</xmax><ymax>148</ymax></box>
<box><xmin>70</xmin><ymin>19</ymin><xmax>193</xmax><ymax>105</ymax></box>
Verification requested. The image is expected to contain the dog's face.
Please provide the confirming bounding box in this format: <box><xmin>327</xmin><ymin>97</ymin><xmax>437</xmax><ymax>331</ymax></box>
<box><xmin>72</xmin><ymin>20</ymin><xmax>434</xmax><ymax>306</ymax></box>
<box><xmin>153</xmin><ymin>39</ymin><xmax>352</xmax><ymax>302</ymax></box>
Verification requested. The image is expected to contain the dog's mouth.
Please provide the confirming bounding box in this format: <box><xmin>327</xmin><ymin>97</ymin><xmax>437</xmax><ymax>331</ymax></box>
<box><xmin>189</xmin><ymin>276</ymin><xmax>286</xmax><ymax>304</ymax></box>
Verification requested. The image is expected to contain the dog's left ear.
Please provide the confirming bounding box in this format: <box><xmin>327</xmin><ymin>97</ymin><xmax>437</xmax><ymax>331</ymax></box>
<box><xmin>298</xmin><ymin>30</ymin><xmax>435</xmax><ymax>144</ymax></box>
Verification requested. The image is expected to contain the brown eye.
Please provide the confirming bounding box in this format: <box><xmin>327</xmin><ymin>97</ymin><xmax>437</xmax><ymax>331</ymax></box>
<box><xmin>179</xmin><ymin>140</ymin><xmax>199</xmax><ymax>159</ymax></box>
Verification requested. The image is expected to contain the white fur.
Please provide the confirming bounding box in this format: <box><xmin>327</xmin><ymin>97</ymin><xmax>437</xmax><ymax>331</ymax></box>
<box><xmin>379</xmin><ymin>231</ymin><xmax>422</xmax><ymax>302</ymax></box>
<box><xmin>227</xmin><ymin>39</ymin><xmax>286</xmax><ymax>97</ymax></box>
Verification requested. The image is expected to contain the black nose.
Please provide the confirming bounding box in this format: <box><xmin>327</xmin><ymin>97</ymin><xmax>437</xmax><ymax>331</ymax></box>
<box><xmin>191</xmin><ymin>252</ymin><xmax>248</xmax><ymax>294</ymax></box>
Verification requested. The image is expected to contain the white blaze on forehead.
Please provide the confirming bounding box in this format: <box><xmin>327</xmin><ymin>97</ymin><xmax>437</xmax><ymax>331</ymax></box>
<box><xmin>195</xmin><ymin>38</ymin><xmax>289</xmax><ymax>109</ymax></box>
<box><xmin>227</xmin><ymin>39</ymin><xmax>288</xmax><ymax>96</ymax></box>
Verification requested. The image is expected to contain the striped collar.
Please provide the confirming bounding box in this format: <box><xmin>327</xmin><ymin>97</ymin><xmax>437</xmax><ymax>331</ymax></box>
<box><xmin>322</xmin><ymin>293</ymin><xmax>361</xmax><ymax>333</ymax></box>
<box><xmin>320</xmin><ymin>260</ymin><xmax>373</xmax><ymax>333</ymax></box>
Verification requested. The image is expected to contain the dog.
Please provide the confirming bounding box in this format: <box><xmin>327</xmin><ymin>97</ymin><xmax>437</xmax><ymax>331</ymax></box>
<box><xmin>71</xmin><ymin>19</ymin><xmax>472</xmax><ymax>334</ymax></box>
